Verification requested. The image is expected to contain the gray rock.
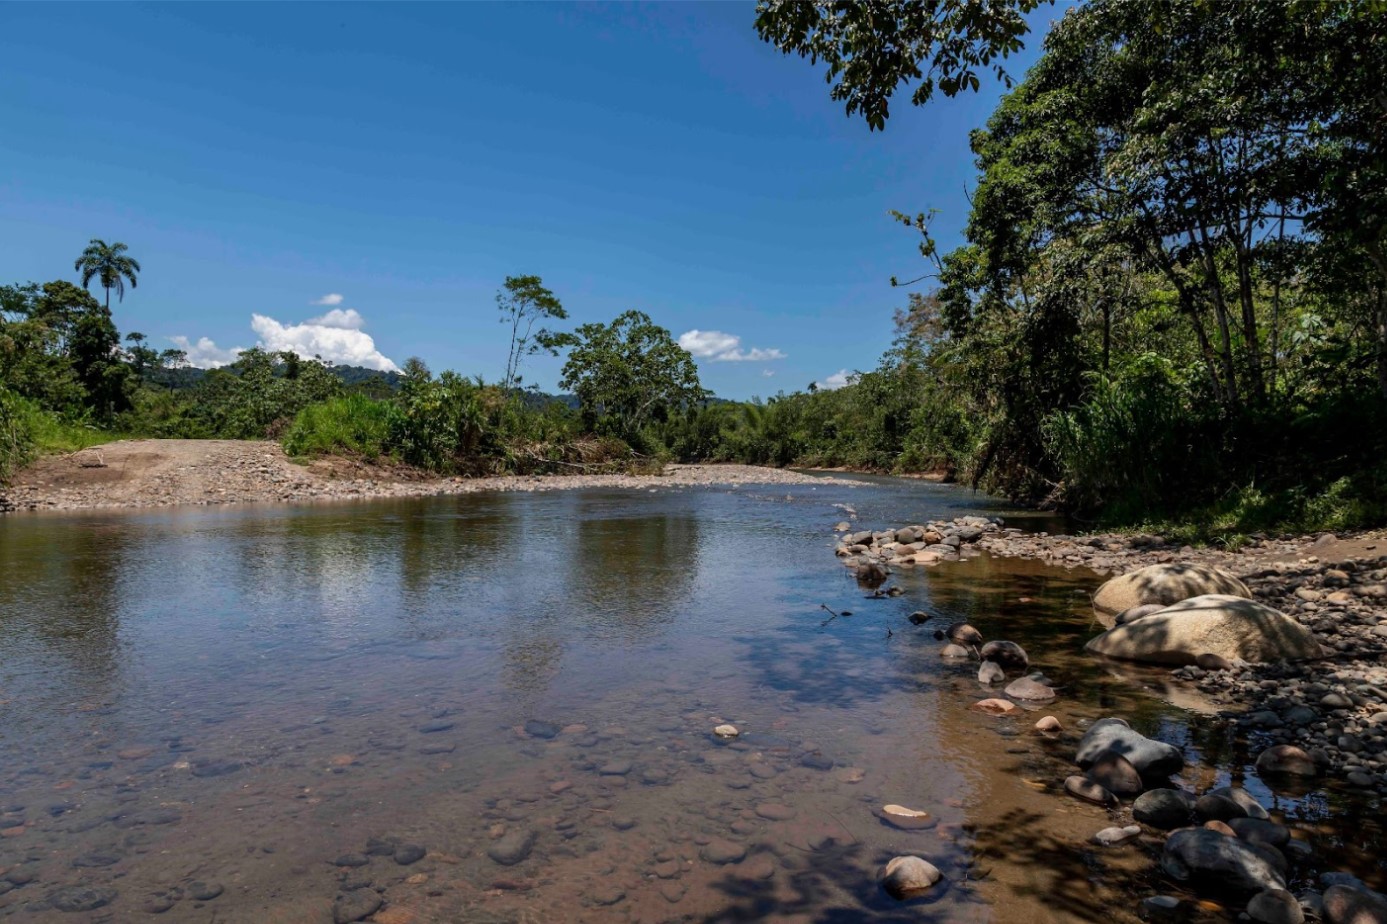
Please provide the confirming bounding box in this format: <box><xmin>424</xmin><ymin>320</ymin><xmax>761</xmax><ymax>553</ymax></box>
<box><xmin>393</xmin><ymin>844</ymin><xmax>426</xmax><ymax>865</ymax></box>
<box><xmin>1133</xmin><ymin>789</ymin><xmax>1194</xmax><ymax>829</ymax></box>
<box><xmin>979</xmin><ymin>640</ymin><xmax>1029</xmax><ymax>670</ymax></box>
<box><xmin>524</xmin><ymin>720</ymin><xmax>560</xmax><ymax>739</ymax></box>
<box><xmin>880</xmin><ymin>856</ymin><xmax>942</xmax><ymax>899</ymax></box>
<box><xmin>1140</xmin><ymin>895</ymin><xmax>1183</xmax><ymax>920</ymax></box>
<box><xmin>1087</xmin><ymin>751</ymin><xmax>1144</xmax><ymax>796</ymax></box>
<box><xmin>1196</xmin><ymin>792</ymin><xmax>1250</xmax><ymax>822</ymax></box>
<box><xmin>1208</xmin><ymin>786</ymin><xmax>1269</xmax><ymax>820</ymax></box>
<box><xmin>1162</xmin><ymin>828</ymin><xmax>1287</xmax><ymax>896</ymax></box>
<box><xmin>1257</xmin><ymin>745</ymin><xmax>1318</xmax><ymax>777</ymax></box>
<box><xmin>700</xmin><ymin>838</ymin><xmax>746</xmax><ymax>864</ymax></box>
<box><xmin>1076</xmin><ymin>718</ymin><xmax>1185</xmax><ymax>777</ymax></box>
<box><xmin>1005</xmin><ymin>677</ymin><xmax>1056</xmax><ymax>702</ymax></box>
<box><xmin>1248</xmin><ymin>889</ymin><xmax>1305</xmax><ymax>924</ymax></box>
<box><xmin>1064</xmin><ymin>775</ymin><xmax>1115</xmax><ymax>806</ymax></box>
<box><xmin>1092</xmin><ymin>825</ymin><xmax>1142</xmax><ymax>846</ymax></box>
<box><xmin>48</xmin><ymin>886</ymin><xmax>118</xmax><ymax>913</ymax></box>
<box><xmin>940</xmin><ymin>644</ymin><xmax>971</xmax><ymax>659</ymax></box>
<box><xmin>188</xmin><ymin>881</ymin><xmax>223</xmax><ymax>901</ymax></box>
<box><xmin>1230</xmin><ymin>818</ymin><xmax>1291</xmax><ymax>850</ymax></box>
<box><xmin>488</xmin><ymin>829</ymin><xmax>536</xmax><ymax>866</ymax></box>
<box><xmin>1323</xmin><ymin>884</ymin><xmax>1387</xmax><ymax>924</ymax></box>
<box><xmin>332</xmin><ymin>891</ymin><xmax>383</xmax><ymax>924</ymax></box>
<box><xmin>417</xmin><ymin>719</ymin><xmax>454</xmax><ymax>734</ymax></box>
<box><xmin>978</xmin><ymin>661</ymin><xmax>1005</xmax><ymax>684</ymax></box>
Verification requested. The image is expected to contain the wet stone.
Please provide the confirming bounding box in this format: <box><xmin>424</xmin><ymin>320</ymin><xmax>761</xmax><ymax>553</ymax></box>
<box><xmin>188</xmin><ymin>881</ymin><xmax>223</xmax><ymax>901</ymax></box>
<box><xmin>393</xmin><ymin>844</ymin><xmax>426</xmax><ymax>865</ymax></box>
<box><xmin>71</xmin><ymin>852</ymin><xmax>121</xmax><ymax>868</ymax></box>
<box><xmin>653</xmin><ymin>860</ymin><xmax>681</xmax><ymax>879</ymax></box>
<box><xmin>755</xmin><ymin>803</ymin><xmax>796</xmax><ymax>821</ymax></box>
<box><xmin>419</xmin><ymin>743</ymin><xmax>455</xmax><ymax>755</ymax></box>
<box><xmin>113</xmin><ymin>808</ymin><xmax>181</xmax><ymax>828</ymax></box>
<box><xmin>524</xmin><ymin>720</ymin><xmax>560</xmax><ymax>739</ymax></box>
<box><xmin>417</xmin><ymin>719</ymin><xmax>454</xmax><ymax>734</ymax></box>
<box><xmin>800</xmin><ymin>752</ymin><xmax>834</xmax><ymax>771</ymax></box>
<box><xmin>640</xmin><ymin>767</ymin><xmax>670</xmax><ymax>784</ymax></box>
<box><xmin>141</xmin><ymin>895</ymin><xmax>176</xmax><ymax>914</ymax></box>
<box><xmin>659</xmin><ymin>882</ymin><xmax>686</xmax><ymax>903</ymax></box>
<box><xmin>49</xmin><ymin>885</ymin><xmax>118</xmax><ymax>913</ymax></box>
<box><xmin>191</xmin><ymin>758</ymin><xmax>243</xmax><ymax>778</ymax></box>
<box><xmin>488</xmin><ymin>829</ymin><xmax>536</xmax><ymax>866</ymax></box>
<box><xmin>599</xmin><ymin>760</ymin><xmax>632</xmax><ymax>776</ymax></box>
<box><xmin>700</xmin><ymin>838</ymin><xmax>747</xmax><ymax>864</ymax></box>
<box><xmin>590</xmin><ymin>884</ymin><xmax>625</xmax><ymax>906</ymax></box>
<box><xmin>334</xmin><ymin>853</ymin><xmax>371</xmax><ymax>868</ymax></box>
<box><xmin>332</xmin><ymin>890</ymin><xmax>383</xmax><ymax>924</ymax></box>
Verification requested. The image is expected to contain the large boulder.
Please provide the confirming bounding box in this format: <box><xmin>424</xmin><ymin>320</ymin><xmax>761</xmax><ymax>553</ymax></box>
<box><xmin>1161</xmin><ymin>828</ymin><xmax>1287</xmax><ymax>897</ymax></box>
<box><xmin>1094</xmin><ymin>564</ymin><xmax>1252</xmax><ymax>616</ymax></box>
<box><xmin>1323</xmin><ymin>884</ymin><xmax>1387</xmax><ymax>924</ymax></box>
<box><xmin>1076</xmin><ymin>718</ymin><xmax>1185</xmax><ymax>777</ymax></box>
<box><xmin>1085</xmin><ymin>595</ymin><xmax>1324</xmax><ymax>666</ymax></box>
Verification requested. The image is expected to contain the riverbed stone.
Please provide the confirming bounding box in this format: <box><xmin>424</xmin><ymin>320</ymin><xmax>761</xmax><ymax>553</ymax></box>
<box><xmin>1248</xmin><ymin>889</ymin><xmax>1305</xmax><ymax>924</ymax></box>
<box><xmin>700</xmin><ymin>838</ymin><xmax>746</xmax><ymax>864</ymax></box>
<box><xmin>1064</xmin><ymin>775</ymin><xmax>1115</xmax><ymax>806</ymax></box>
<box><xmin>879</xmin><ymin>805</ymin><xmax>934</xmax><ymax>830</ymax></box>
<box><xmin>1133</xmin><ymin>789</ymin><xmax>1195</xmax><ymax>829</ymax></box>
<box><xmin>973</xmin><ymin>698</ymin><xmax>1019</xmax><ymax>716</ymax></box>
<box><xmin>1035</xmin><ymin>715</ymin><xmax>1062</xmax><ymax>734</ymax></box>
<box><xmin>48</xmin><ymin>886</ymin><xmax>117</xmax><ymax>912</ymax></box>
<box><xmin>524</xmin><ymin>720</ymin><xmax>560</xmax><ymax>740</ymax></box>
<box><xmin>979</xmin><ymin>640</ymin><xmax>1029</xmax><ymax>670</ymax></box>
<box><xmin>1229</xmin><ymin>818</ymin><xmax>1291</xmax><ymax>850</ymax></box>
<box><xmin>1005</xmin><ymin>677</ymin><xmax>1056</xmax><ymax>702</ymax></box>
<box><xmin>880</xmin><ymin>856</ymin><xmax>942</xmax><ymax>899</ymax></box>
<box><xmin>978</xmin><ymin>661</ymin><xmax>1005</xmax><ymax>684</ymax></box>
<box><xmin>1115</xmin><ymin>603</ymin><xmax>1166</xmax><ymax>626</ymax></box>
<box><xmin>332</xmin><ymin>891</ymin><xmax>383</xmax><ymax>924</ymax></box>
<box><xmin>487</xmin><ymin>829</ymin><xmax>536</xmax><ymax>866</ymax></box>
<box><xmin>1161</xmin><ymin>828</ymin><xmax>1287</xmax><ymax>896</ymax></box>
<box><xmin>1086</xmin><ymin>751</ymin><xmax>1144</xmax><ymax>796</ymax></box>
<box><xmin>188</xmin><ymin>881</ymin><xmax>224</xmax><ymax>901</ymax></box>
<box><xmin>1256</xmin><ymin>745</ymin><xmax>1318</xmax><ymax>777</ymax></box>
<box><xmin>1076</xmin><ymin>718</ymin><xmax>1185</xmax><ymax>777</ymax></box>
<box><xmin>1093</xmin><ymin>563</ymin><xmax>1252</xmax><ymax>615</ymax></box>
<box><xmin>1323</xmin><ymin>884</ymin><xmax>1387</xmax><ymax>923</ymax></box>
<box><xmin>1086</xmin><ymin>595</ymin><xmax>1324</xmax><ymax>666</ymax></box>
<box><xmin>1092</xmin><ymin>825</ymin><xmax>1142</xmax><ymax>846</ymax></box>
<box><xmin>940</xmin><ymin>644</ymin><xmax>971</xmax><ymax>659</ymax></box>
<box><xmin>1207</xmin><ymin>786</ymin><xmax>1270</xmax><ymax>820</ymax></box>
<box><xmin>393</xmin><ymin>844</ymin><xmax>426</xmax><ymax>865</ymax></box>
<box><xmin>947</xmin><ymin>623</ymin><xmax>983</xmax><ymax>646</ymax></box>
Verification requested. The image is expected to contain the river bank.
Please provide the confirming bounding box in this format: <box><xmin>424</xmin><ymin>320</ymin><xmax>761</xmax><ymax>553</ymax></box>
<box><xmin>0</xmin><ymin>439</ymin><xmax>868</xmax><ymax>513</ymax></box>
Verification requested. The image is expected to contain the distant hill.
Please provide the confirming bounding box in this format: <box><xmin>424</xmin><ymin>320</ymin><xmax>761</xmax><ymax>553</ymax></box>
<box><xmin>148</xmin><ymin>363</ymin><xmax>402</xmax><ymax>391</ymax></box>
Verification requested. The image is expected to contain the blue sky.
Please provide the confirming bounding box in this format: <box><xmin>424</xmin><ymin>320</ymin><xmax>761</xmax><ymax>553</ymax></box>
<box><xmin>0</xmin><ymin>2</ymin><xmax>1059</xmax><ymax>399</ymax></box>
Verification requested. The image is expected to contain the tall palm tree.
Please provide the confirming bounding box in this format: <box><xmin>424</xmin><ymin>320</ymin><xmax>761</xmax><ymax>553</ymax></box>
<box><xmin>74</xmin><ymin>239</ymin><xmax>141</xmax><ymax>311</ymax></box>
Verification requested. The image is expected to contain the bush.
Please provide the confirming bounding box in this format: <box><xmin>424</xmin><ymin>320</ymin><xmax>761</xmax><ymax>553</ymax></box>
<box><xmin>0</xmin><ymin>386</ymin><xmax>33</xmax><ymax>484</ymax></box>
<box><xmin>282</xmin><ymin>394</ymin><xmax>397</xmax><ymax>461</ymax></box>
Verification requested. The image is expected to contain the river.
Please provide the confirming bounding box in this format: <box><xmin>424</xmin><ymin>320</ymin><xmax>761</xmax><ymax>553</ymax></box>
<box><xmin>0</xmin><ymin>476</ymin><xmax>1378</xmax><ymax>922</ymax></box>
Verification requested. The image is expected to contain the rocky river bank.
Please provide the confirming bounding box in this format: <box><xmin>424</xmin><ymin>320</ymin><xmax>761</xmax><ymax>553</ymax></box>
<box><xmin>835</xmin><ymin>516</ymin><xmax>1387</xmax><ymax>922</ymax></box>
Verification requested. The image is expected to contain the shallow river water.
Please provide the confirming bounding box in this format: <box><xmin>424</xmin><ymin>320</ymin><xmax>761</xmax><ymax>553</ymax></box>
<box><xmin>0</xmin><ymin>476</ymin><xmax>1382</xmax><ymax>923</ymax></box>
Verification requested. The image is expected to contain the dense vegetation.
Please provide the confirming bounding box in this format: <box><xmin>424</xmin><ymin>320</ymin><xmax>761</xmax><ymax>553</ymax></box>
<box><xmin>5</xmin><ymin>2</ymin><xmax>1386</xmax><ymax>542</ymax></box>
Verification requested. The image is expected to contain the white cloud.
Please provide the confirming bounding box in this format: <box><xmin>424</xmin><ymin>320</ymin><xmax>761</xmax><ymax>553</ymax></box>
<box><xmin>167</xmin><ymin>335</ymin><xmax>243</xmax><ymax>369</ymax></box>
<box><xmin>677</xmin><ymin>329</ymin><xmax>786</xmax><ymax>363</ymax></box>
<box><xmin>251</xmin><ymin>313</ymin><xmax>399</xmax><ymax>372</ymax></box>
<box><xmin>312</xmin><ymin>293</ymin><xmax>344</xmax><ymax>306</ymax></box>
<box><xmin>818</xmin><ymin>369</ymin><xmax>856</xmax><ymax>390</ymax></box>
<box><xmin>762</xmin><ymin>369</ymin><xmax>775</xmax><ymax>378</ymax></box>
<box><xmin>307</xmin><ymin>308</ymin><xmax>366</xmax><ymax>330</ymax></box>
<box><xmin>169</xmin><ymin>307</ymin><xmax>399</xmax><ymax>372</ymax></box>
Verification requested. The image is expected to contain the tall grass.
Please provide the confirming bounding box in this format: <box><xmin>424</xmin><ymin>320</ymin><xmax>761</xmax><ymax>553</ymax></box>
<box><xmin>1</xmin><ymin>387</ymin><xmax>117</xmax><ymax>484</ymax></box>
<box><xmin>281</xmin><ymin>394</ymin><xmax>396</xmax><ymax>461</ymax></box>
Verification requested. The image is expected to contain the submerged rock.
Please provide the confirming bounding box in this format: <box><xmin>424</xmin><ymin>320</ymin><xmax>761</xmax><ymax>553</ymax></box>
<box><xmin>979</xmin><ymin>640</ymin><xmax>1029</xmax><ymax>670</ymax></box>
<box><xmin>1256</xmin><ymin>745</ymin><xmax>1317</xmax><ymax>778</ymax></box>
<box><xmin>1086</xmin><ymin>751</ymin><xmax>1144</xmax><ymax>796</ymax></box>
<box><xmin>713</xmin><ymin>724</ymin><xmax>739</xmax><ymax>739</ymax></box>
<box><xmin>972</xmin><ymin>698</ymin><xmax>1019</xmax><ymax>716</ymax></box>
<box><xmin>1085</xmin><ymin>595</ymin><xmax>1324</xmax><ymax>666</ymax></box>
<box><xmin>1133</xmin><ymin>789</ymin><xmax>1195</xmax><ymax>829</ymax></box>
<box><xmin>879</xmin><ymin>805</ymin><xmax>935</xmax><ymax>830</ymax></box>
<box><xmin>1005</xmin><ymin>677</ymin><xmax>1056</xmax><ymax>702</ymax></box>
<box><xmin>978</xmin><ymin>661</ymin><xmax>1005</xmax><ymax>684</ymax></box>
<box><xmin>1162</xmin><ymin>828</ymin><xmax>1287</xmax><ymax>896</ymax></box>
<box><xmin>880</xmin><ymin>856</ymin><xmax>942</xmax><ymax>899</ymax></box>
<box><xmin>940</xmin><ymin>644</ymin><xmax>971</xmax><ymax>659</ymax></box>
<box><xmin>1093</xmin><ymin>563</ymin><xmax>1252</xmax><ymax>615</ymax></box>
<box><xmin>946</xmin><ymin>623</ymin><xmax>983</xmax><ymax>646</ymax></box>
<box><xmin>487</xmin><ymin>829</ymin><xmax>536</xmax><ymax>866</ymax></box>
<box><xmin>1076</xmin><ymin>718</ymin><xmax>1184</xmax><ymax>777</ymax></box>
<box><xmin>1034</xmin><ymin>715</ymin><xmax>1062</xmax><ymax>734</ymax></box>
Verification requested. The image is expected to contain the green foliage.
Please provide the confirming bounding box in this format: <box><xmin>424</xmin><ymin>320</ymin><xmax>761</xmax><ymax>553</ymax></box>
<box><xmin>186</xmin><ymin>348</ymin><xmax>345</xmax><ymax>439</ymax></box>
<box><xmin>754</xmin><ymin>0</ymin><xmax>1048</xmax><ymax>131</ymax></box>
<box><xmin>282</xmin><ymin>394</ymin><xmax>397</xmax><ymax>461</ymax></box>
<box><xmin>559</xmin><ymin>310</ymin><xmax>705</xmax><ymax>446</ymax></box>
<box><xmin>0</xmin><ymin>386</ymin><xmax>32</xmax><ymax>485</ymax></box>
<box><xmin>74</xmin><ymin>239</ymin><xmax>140</xmax><ymax>310</ymax></box>
<box><xmin>497</xmin><ymin>274</ymin><xmax>571</xmax><ymax>392</ymax></box>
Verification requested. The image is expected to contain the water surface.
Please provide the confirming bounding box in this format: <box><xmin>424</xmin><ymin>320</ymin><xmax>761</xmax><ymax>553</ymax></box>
<box><xmin>0</xmin><ymin>478</ymin><xmax>1380</xmax><ymax>922</ymax></box>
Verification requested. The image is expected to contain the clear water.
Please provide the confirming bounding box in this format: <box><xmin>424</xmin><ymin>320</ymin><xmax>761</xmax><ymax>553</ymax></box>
<box><xmin>0</xmin><ymin>477</ymin><xmax>1379</xmax><ymax>923</ymax></box>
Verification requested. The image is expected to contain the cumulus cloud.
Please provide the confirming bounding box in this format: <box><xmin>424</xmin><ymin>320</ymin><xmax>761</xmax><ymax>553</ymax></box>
<box><xmin>307</xmin><ymin>307</ymin><xmax>366</xmax><ymax>330</ymax></box>
<box><xmin>311</xmin><ymin>293</ymin><xmax>344</xmax><ymax>306</ymax></box>
<box><xmin>251</xmin><ymin>313</ymin><xmax>399</xmax><ymax>372</ymax></box>
<box><xmin>762</xmin><ymin>369</ymin><xmax>775</xmax><ymax>377</ymax></box>
<box><xmin>167</xmin><ymin>335</ymin><xmax>243</xmax><ymax>369</ymax></box>
<box><xmin>818</xmin><ymin>369</ymin><xmax>856</xmax><ymax>390</ymax></box>
<box><xmin>677</xmin><ymin>329</ymin><xmax>786</xmax><ymax>363</ymax></box>
<box><xmin>169</xmin><ymin>304</ymin><xmax>399</xmax><ymax>372</ymax></box>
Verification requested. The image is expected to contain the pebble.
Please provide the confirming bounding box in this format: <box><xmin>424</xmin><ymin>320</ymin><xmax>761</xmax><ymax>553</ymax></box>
<box><xmin>393</xmin><ymin>844</ymin><xmax>426</xmax><ymax>865</ymax></box>
<box><xmin>590</xmin><ymin>884</ymin><xmax>625</xmax><ymax>906</ymax></box>
<box><xmin>880</xmin><ymin>804</ymin><xmax>935</xmax><ymax>830</ymax></box>
<box><xmin>755</xmin><ymin>803</ymin><xmax>796</xmax><ymax>821</ymax></box>
<box><xmin>1092</xmin><ymin>825</ymin><xmax>1142</xmax><ymax>846</ymax></box>
<box><xmin>699</xmin><ymin>838</ymin><xmax>746</xmax><ymax>864</ymax></box>
<box><xmin>524</xmin><ymin>720</ymin><xmax>560</xmax><ymax>740</ymax></box>
<box><xmin>880</xmin><ymin>856</ymin><xmax>942</xmax><ymax>899</ymax></box>
<box><xmin>973</xmin><ymin>698</ymin><xmax>1019</xmax><ymax>716</ymax></box>
<box><xmin>487</xmin><ymin>829</ymin><xmax>536</xmax><ymax>866</ymax></box>
<box><xmin>1035</xmin><ymin>716</ymin><xmax>1063</xmax><ymax>734</ymax></box>
<box><xmin>48</xmin><ymin>886</ymin><xmax>118</xmax><ymax>912</ymax></box>
<box><xmin>599</xmin><ymin>760</ymin><xmax>632</xmax><ymax>776</ymax></box>
<box><xmin>188</xmin><ymin>881</ymin><xmax>223</xmax><ymax>901</ymax></box>
<box><xmin>332</xmin><ymin>891</ymin><xmax>383</xmax><ymax>924</ymax></box>
<box><xmin>1064</xmin><ymin>775</ymin><xmax>1115</xmax><ymax>806</ymax></box>
<box><xmin>800</xmin><ymin>752</ymin><xmax>834</xmax><ymax>770</ymax></box>
<box><xmin>713</xmin><ymin>724</ymin><xmax>739</xmax><ymax>738</ymax></box>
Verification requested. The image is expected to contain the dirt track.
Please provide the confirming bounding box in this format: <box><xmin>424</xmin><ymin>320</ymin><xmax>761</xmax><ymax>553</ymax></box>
<box><xmin>0</xmin><ymin>439</ymin><xmax>864</xmax><ymax>513</ymax></box>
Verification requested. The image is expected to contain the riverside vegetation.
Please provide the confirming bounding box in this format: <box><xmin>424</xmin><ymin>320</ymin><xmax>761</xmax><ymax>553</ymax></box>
<box><xmin>6</xmin><ymin>0</ymin><xmax>1387</xmax><ymax>546</ymax></box>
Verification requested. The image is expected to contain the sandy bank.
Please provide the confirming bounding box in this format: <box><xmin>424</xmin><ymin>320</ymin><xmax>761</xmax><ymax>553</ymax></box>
<box><xmin>1</xmin><ymin>439</ymin><xmax>868</xmax><ymax>513</ymax></box>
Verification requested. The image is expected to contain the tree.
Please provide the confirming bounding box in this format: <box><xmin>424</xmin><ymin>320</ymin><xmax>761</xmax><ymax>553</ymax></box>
<box><xmin>559</xmin><ymin>311</ymin><xmax>705</xmax><ymax>441</ymax></box>
<box><xmin>754</xmin><ymin>0</ymin><xmax>1049</xmax><ymax>130</ymax></box>
<box><xmin>74</xmin><ymin>239</ymin><xmax>141</xmax><ymax>310</ymax></box>
<box><xmin>497</xmin><ymin>275</ymin><xmax>570</xmax><ymax>392</ymax></box>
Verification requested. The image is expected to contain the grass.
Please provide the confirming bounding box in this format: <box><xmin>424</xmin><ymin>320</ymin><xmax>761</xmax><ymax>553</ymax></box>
<box><xmin>2</xmin><ymin>389</ymin><xmax>121</xmax><ymax>484</ymax></box>
<box><xmin>281</xmin><ymin>394</ymin><xmax>395</xmax><ymax>461</ymax></box>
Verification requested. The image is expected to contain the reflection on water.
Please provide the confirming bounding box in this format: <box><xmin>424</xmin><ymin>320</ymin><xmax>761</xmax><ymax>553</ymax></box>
<box><xmin>0</xmin><ymin>479</ymin><xmax>1381</xmax><ymax>922</ymax></box>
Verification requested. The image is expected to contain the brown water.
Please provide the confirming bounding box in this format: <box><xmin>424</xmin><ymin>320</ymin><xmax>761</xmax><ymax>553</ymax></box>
<box><xmin>0</xmin><ymin>478</ymin><xmax>1381</xmax><ymax>923</ymax></box>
